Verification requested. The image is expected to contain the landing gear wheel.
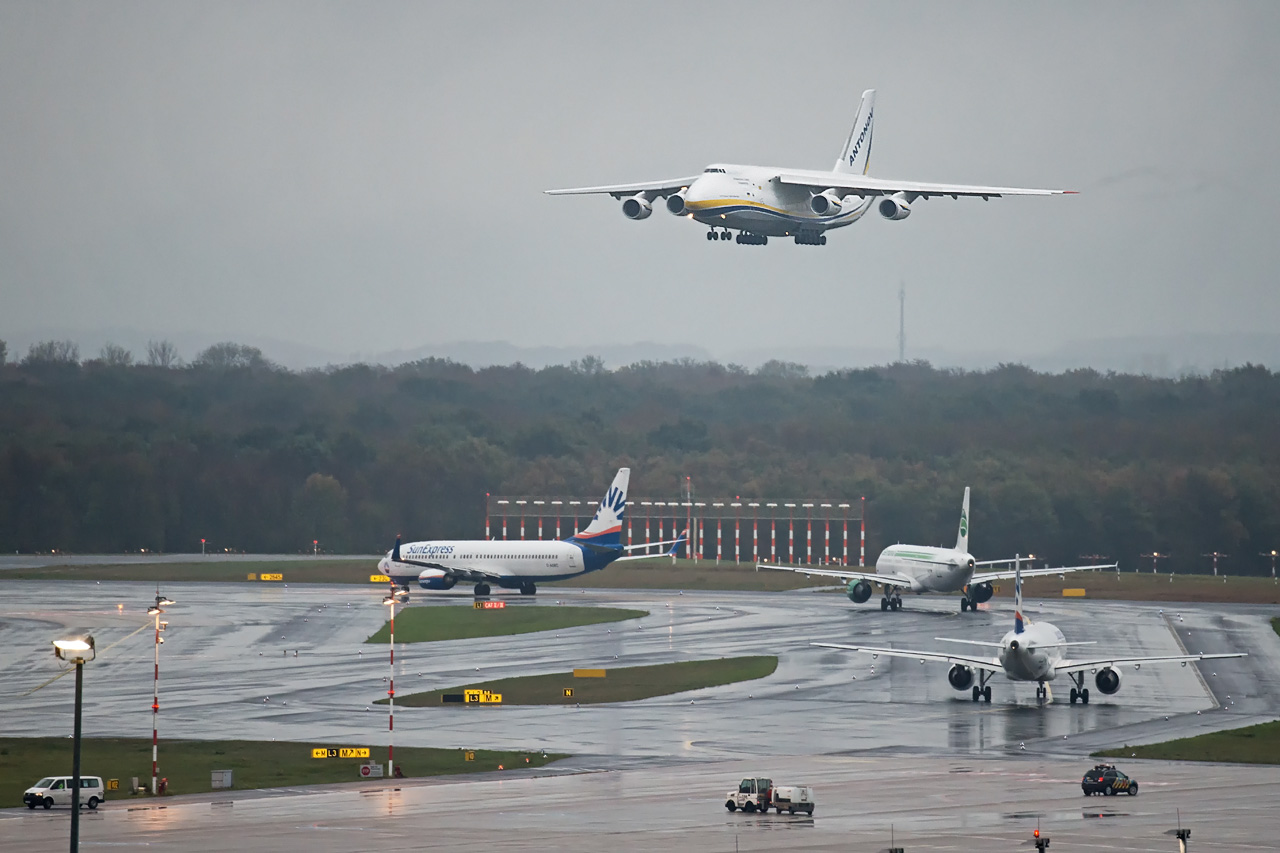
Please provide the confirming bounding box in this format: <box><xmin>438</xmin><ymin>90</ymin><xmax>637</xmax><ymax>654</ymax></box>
<box><xmin>960</xmin><ymin>598</ymin><xmax>970</xmax><ymax>612</ymax></box>
<box><xmin>735</xmin><ymin>234</ymin><xmax>744</xmax><ymax>244</ymax></box>
<box><xmin>721</xmin><ymin>230</ymin><xmax>730</xmax><ymax>240</ymax></box>
<box><xmin>761</xmin><ymin>236</ymin><xmax>768</xmax><ymax>245</ymax></box>
<box><xmin>983</xmin><ymin>685</ymin><xmax>992</xmax><ymax>702</ymax></box>
<box><xmin>820</xmin><ymin>235</ymin><xmax>827</xmax><ymax>245</ymax></box>
<box><xmin>474</xmin><ymin>583</ymin><xmax>491</xmax><ymax>596</ymax></box>
<box><xmin>972</xmin><ymin>686</ymin><xmax>981</xmax><ymax>702</ymax></box>
<box><xmin>520</xmin><ymin>582</ymin><xmax>536</xmax><ymax>595</ymax></box>
<box><xmin>1081</xmin><ymin>688</ymin><xmax>1089</xmax><ymax>705</ymax></box>
<box><xmin>880</xmin><ymin>598</ymin><xmax>889</xmax><ymax>611</ymax></box>
<box><xmin>706</xmin><ymin>230</ymin><xmax>715</xmax><ymax>241</ymax></box>
<box><xmin>891</xmin><ymin>598</ymin><xmax>901</xmax><ymax>611</ymax></box>
<box><xmin>1070</xmin><ymin>687</ymin><xmax>1079</xmax><ymax>704</ymax></box>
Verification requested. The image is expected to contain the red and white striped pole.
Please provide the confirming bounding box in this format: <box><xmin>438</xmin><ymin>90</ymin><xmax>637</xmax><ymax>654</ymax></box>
<box><xmin>386</xmin><ymin>595</ymin><xmax>396</xmax><ymax>778</ymax></box>
<box><xmin>717</xmin><ymin>518</ymin><xmax>722</xmax><ymax>564</ymax></box>
<box><xmin>484</xmin><ymin>493</ymin><xmax>490</xmax><ymax>540</ymax></box>
<box><xmin>843</xmin><ymin>517</ymin><xmax>848</xmax><ymax>566</ymax></box>
<box><xmin>151</xmin><ymin>610</ymin><xmax>159</xmax><ymax>795</ymax></box>
<box><xmin>860</xmin><ymin>496</ymin><xmax>866</xmax><ymax>567</ymax></box>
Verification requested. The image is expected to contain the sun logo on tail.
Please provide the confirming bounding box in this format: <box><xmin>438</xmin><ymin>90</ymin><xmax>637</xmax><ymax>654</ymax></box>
<box><xmin>593</xmin><ymin>486</ymin><xmax>626</xmax><ymax>522</ymax></box>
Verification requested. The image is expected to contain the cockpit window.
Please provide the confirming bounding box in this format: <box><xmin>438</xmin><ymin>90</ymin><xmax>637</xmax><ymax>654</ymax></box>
<box><xmin>703</xmin><ymin>167</ymin><xmax>726</xmax><ymax>173</ymax></box>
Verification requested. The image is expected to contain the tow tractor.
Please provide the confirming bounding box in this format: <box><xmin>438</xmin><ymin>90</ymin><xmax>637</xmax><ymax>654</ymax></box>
<box><xmin>724</xmin><ymin>777</ymin><xmax>815</xmax><ymax>815</ymax></box>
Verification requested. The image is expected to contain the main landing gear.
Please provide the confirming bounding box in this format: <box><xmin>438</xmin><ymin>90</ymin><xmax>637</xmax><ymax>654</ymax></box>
<box><xmin>793</xmin><ymin>231</ymin><xmax>826</xmax><ymax>246</ymax></box>
<box><xmin>519</xmin><ymin>582</ymin><xmax>537</xmax><ymax>596</ymax></box>
<box><xmin>971</xmin><ymin>669</ymin><xmax>994</xmax><ymax>702</ymax></box>
<box><xmin>880</xmin><ymin>590</ymin><xmax>903</xmax><ymax>611</ymax></box>
<box><xmin>735</xmin><ymin>232</ymin><xmax>768</xmax><ymax>245</ymax></box>
<box><xmin>1068</xmin><ymin>671</ymin><xmax>1091</xmax><ymax>704</ymax></box>
<box><xmin>706</xmin><ymin>228</ymin><xmax>733</xmax><ymax>242</ymax></box>
<box><xmin>473</xmin><ymin>582</ymin><xmax>491</xmax><ymax>596</ymax></box>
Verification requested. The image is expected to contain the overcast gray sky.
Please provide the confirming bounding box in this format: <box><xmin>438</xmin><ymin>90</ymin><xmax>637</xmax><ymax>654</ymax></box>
<box><xmin>2</xmin><ymin>2</ymin><xmax>1278</xmax><ymax>367</ymax></box>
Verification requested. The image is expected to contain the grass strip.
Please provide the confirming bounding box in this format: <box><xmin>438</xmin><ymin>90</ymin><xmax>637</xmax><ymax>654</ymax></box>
<box><xmin>365</xmin><ymin>604</ymin><xmax>647</xmax><ymax>644</ymax></box>
<box><xmin>0</xmin><ymin>560</ymin><xmax>374</xmax><ymax>584</ymax></box>
<box><xmin>1094</xmin><ymin>719</ymin><xmax>1280</xmax><ymax>764</ymax></box>
<box><xmin>0</xmin><ymin>737</ymin><xmax>565</xmax><ymax>804</ymax></box>
<box><xmin>386</xmin><ymin>655</ymin><xmax>778</xmax><ymax>707</ymax></box>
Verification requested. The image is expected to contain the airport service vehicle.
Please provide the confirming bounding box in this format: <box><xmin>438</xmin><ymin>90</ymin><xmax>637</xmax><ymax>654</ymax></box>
<box><xmin>762</xmin><ymin>488</ymin><xmax>1113</xmax><ymax>612</ymax></box>
<box><xmin>547</xmin><ymin>90</ymin><xmax>1072</xmax><ymax>245</ymax></box>
<box><xmin>23</xmin><ymin>776</ymin><xmax>105</xmax><ymax>809</ymax></box>
<box><xmin>815</xmin><ymin>559</ymin><xmax>1247</xmax><ymax>705</ymax></box>
<box><xmin>724</xmin><ymin>777</ymin><xmax>815</xmax><ymax>815</ymax></box>
<box><xmin>381</xmin><ymin>468</ymin><xmax>686</xmax><ymax>597</ymax></box>
<box><xmin>1082</xmin><ymin>764</ymin><xmax>1138</xmax><ymax>796</ymax></box>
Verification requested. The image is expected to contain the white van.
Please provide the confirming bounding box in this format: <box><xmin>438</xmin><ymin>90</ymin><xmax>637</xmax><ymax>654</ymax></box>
<box><xmin>22</xmin><ymin>776</ymin><xmax>105</xmax><ymax>810</ymax></box>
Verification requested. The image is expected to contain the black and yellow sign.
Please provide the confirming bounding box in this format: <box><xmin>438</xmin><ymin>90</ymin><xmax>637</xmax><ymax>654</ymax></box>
<box><xmin>370</xmin><ymin>574</ymin><xmax>391</xmax><ymax>583</ymax></box>
<box><xmin>464</xmin><ymin>751</ymin><xmax>475</xmax><ymax>762</ymax></box>
<box><xmin>464</xmin><ymin>689</ymin><xmax>502</xmax><ymax>704</ymax></box>
<box><xmin>311</xmin><ymin>747</ymin><xmax>371</xmax><ymax>759</ymax></box>
<box><xmin>106</xmin><ymin>779</ymin><xmax>120</xmax><ymax>791</ymax></box>
<box><xmin>259</xmin><ymin>573</ymin><xmax>284</xmax><ymax>581</ymax></box>
<box><xmin>562</xmin><ymin>688</ymin><xmax>574</xmax><ymax>698</ymax></box>
<box><xmin>246</xmin><ymin>573</ymin><xmax>257</xmax><ymax>580</ymax></box>
<box><xmin>473</xmin><ymin>600</ymin><xmax>506</xmax><ymax>610</ymax></box>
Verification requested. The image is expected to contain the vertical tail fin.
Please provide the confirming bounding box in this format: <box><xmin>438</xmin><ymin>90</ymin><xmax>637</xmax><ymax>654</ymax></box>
<box><xmin>834</xmin><ymin>89</ymin><xmax>876</xmax><ymax>175</ymax></box>
<box><xmin>571</xmin><ymin>467</ymin><xmax>630</xmax><ymax>546</ymax></box>
<box><xmin>954</xmin><ymin>486</ymin><xmax>970</xmax><ymax>553</ymax></box>
<box><xmin>1013</xmin><ymin>554</ymin><xmax>1025</xmax><ymax>634</ymax></box>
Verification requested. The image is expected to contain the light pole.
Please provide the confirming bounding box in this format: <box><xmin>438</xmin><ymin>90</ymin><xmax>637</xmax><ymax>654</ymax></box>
<box><xmin>53</xmin><ymin>634</ymin><xmax>95</xmax><ymax>853</ymax></box>
<box><xmin>1202</xmin><ymin>551</ymin><xmax>1228</xmax><ymax>577</ymax></box>
<box><xmin>147</xmin><ymin>593</ymin><xmax>174</xmax><ymax>795</ymax></box>
<box><xmin>1262</xmin><ymin>550</ymin><xmax>1277</xmax><ymax>580</ymax></box>
<box><xmin>382</xmin><ymin>593</ymin><xmax>398</xmax><ymax>778</ymax></box>
<box><xmin>1139</xmin><ymin>552</ymin><xmax>1167</xmax><ymax>574</ymax></box>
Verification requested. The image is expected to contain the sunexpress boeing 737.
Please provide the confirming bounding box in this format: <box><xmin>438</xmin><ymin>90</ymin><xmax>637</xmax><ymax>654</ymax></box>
<box><xmin>546</xmin><ymin>90</ymin><xmax>1073</xmax><ymax>245</ymax></box>
<box><xmin>760</xmin><ymin>488</ymin><xmax>1114</xmax><ymax>612</ymax></box>
<box><xmin>379</xmin><ymin>468</ymin><xmax>685</xmax><ymax>597</ymax></box>
<box><xmin>815</xmin><ymin>558</ymin><xmax>1248</xmax><ymax>705</ymax></box>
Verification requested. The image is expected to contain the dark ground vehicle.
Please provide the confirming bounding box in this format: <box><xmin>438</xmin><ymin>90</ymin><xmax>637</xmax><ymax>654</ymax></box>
<box><xmin>1081</xmin><ymin>763</ymin><xmax>1138</xmax><ymax>796</ymax></box>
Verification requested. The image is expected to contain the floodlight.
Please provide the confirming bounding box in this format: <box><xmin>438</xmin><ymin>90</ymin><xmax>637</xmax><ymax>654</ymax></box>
<box><xmin>53</xmin><ymin>634</ymin><xmax>95</xmax><ymax>662</ymax></box>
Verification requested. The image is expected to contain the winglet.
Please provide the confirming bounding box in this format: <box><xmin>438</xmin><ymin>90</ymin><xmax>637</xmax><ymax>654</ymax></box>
<box><xmin>668</xmin><ymin>528</ymin><xmax>689</xmax><ymax>558</ymax></box>
<box><xmin>392</xmin><ymin>535</ymin><xmax>402</xmax><ymax>563</ymax></box>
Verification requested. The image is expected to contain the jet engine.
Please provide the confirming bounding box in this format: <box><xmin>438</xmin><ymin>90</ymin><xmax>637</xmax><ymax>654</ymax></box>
<box><xmin>948</xmin><ymin>664</ymin><xmax>975</xmax><ymax>691</ymax></box>
<box><xmin>878</xmin><ymin>192</ymin><xmax>912</xmax><ymax>220</ymax></box>
<box><xmin>665</xmin><ymin>190</ymin><xmax>688</xmax><ymax>216</ymax></box>
<box><xmin>1095</xmin><ymin>667</ymin><xmax>1122</xmax><ymax>695</ymax></box>
<box><xmin>622</xmin><ymin>194</ymin><xmax>653</xmax><ymax>220</ymax></box>
<box><xmin>810</xmin><ymin>189</ymin><xmax>847</xmax><ymax>216</ymax></box>
<box><xmin>418</xmin><ymin>569</ymin><xmax>457</xmax><ymax>591</ymax></box>
<box><xmin>970</xmin><ymin>582</ymin><xmax>994</xmax><ymax>604</ymax></box>
<box><xmin>847</xmin><ymin>580</ymin><xmax>873</xmax><ymax>603</ymax></box>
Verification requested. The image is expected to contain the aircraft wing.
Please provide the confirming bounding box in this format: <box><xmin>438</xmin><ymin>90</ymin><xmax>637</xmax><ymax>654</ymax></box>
<box><xmin>971</xmin><ymin>563</ymin><xmax>1115</xmax><ymax>585</ymax></box>
<box><xmin>813</xmin><ymin>641</ymin><xmax>1003</xmax><ymax>672</ymax></box>
<box><xmin>774</xmin><ymin>169</ymin><xmax>1075</xmax><ymax>199</ymax></box>
<box><xmin>544</xmin><ymin>176</ymin><xmax>701</xmax><ymax>200</ymax></box>
<box><xmin>1054</xmin><ymin>651</ymin><xmax>1247</xmax><ymax>675</ymax></box>
<box><xmin>756</xmin><ymin>564</ymin><xmax>915</xmax><ymax>587</ymax></box>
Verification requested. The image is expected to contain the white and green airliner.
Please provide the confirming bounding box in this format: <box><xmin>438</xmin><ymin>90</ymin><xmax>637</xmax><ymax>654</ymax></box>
<box><xmin>759</xmin><ymin>487</ymin><xmax>1114</xmax><ymax>613</ymax></box>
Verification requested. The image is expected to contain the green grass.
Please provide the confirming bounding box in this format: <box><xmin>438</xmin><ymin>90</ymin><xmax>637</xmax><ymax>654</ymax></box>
<box><xmin>365</xmin><ymin>604</ymin><xmax>648</xmax><ymax>644</ymax></box>
<box><xmin>1272</xmin><ymin>617</ymin><xmax>1279</xmax><ymax>639</ymax></box>
<box><xmin>0</xmin><ymin>737</ymin><xmax>566</xmax><ymax>804</ymax></box>
<box><xmin>0</xmin><ymin>559</ymin><xmax>375</xmax><ymax>584</ymax></box>
<box><xmin>386</xmin><ymin>655</ymin><xmax>778</xmax><ymax>707</ymax></box>
<box><xmin>1094</xmin><ymin>719</ymin><xmax>1280</xmax><ymax>764</ymax></box>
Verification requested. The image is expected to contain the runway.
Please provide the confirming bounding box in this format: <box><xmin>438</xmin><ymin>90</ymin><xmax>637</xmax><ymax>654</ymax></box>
<box><xmin>2</xmin><ymin>579</ymin><xmax>1277</xmax><ymax>850</ymax></box>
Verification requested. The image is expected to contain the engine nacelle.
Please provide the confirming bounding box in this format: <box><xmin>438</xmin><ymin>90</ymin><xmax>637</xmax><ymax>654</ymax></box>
<box><xmin>418</xmin><ymin>569</ymin><xmax>457</xmax><ymax>591</ymax></box>
<box><xmin>948</xmin><ymin>664</ymin><xmax>975</xmax><ymax>691</ymax></box>
<box><xmin>970</xmin><ymin>582</ymin><xmax>994</xmax><ymax>604</ymax></box>
<box><xmin>1095</xmin><ymin>667</ymin><xmax>1122</xmax><ymax>695</ymax></box>
<box><xmin>666</xmin><ymin>190</ymin><xmax>688</xmax><ymax>216</ymax></box>
<box><xmin>622</xmin><ymin>194</ymin><xmax>653</xmax><ymax>220</ymax></box>
<box><xmin>810</xmin><ymin>189</ymin><xmax>847</xmax><ymax>216</ymax></box>
<box><xmin>847</xmin><ymin>580</ymin><xmax>873</xmax><ymax>603</ymax></box>
<box><xmin>878</xmin><ymin>192</ymin><xmax>912</xmax><ymax>221</ymax></box>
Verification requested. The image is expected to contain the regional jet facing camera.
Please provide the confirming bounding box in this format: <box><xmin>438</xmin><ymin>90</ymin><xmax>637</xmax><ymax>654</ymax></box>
<box><xmin>814</xmin><ymin>558</ymin><xmax>1247</xmax><ymax>706</ymax></box>
<box><xmin>379</xmin><ymin>467</ymin><xmax>686</xmax><ymax>598</ymax></box>
<box><xmin>546</xmin><ymin>90</ymin><xmax>1073</xmax><ymax>245</ymax></box>
<box><xmin>760</xmin><ymin>488</ymin><xmax>1115</xmax><ymax>612</ymax></box>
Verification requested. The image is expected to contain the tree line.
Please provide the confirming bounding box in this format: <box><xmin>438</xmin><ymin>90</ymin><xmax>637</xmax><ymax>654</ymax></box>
<box><xmin>1</xmin><ymin>338</ymin><xmax>1278</xmax><ymax>576</ymax></box>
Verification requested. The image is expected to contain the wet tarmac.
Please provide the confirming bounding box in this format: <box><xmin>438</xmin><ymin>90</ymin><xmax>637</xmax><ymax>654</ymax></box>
<box><xmin>2</xmin><ymin>579</ymin><xmax>1277</xmax><ymax>850</ymax></box>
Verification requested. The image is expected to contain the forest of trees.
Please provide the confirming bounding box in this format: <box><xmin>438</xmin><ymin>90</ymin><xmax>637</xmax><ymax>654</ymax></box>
<box><xmin>1</xmin><ymin>338</ymin><xmax>1278</xmax><ymax>576</ymax></box>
